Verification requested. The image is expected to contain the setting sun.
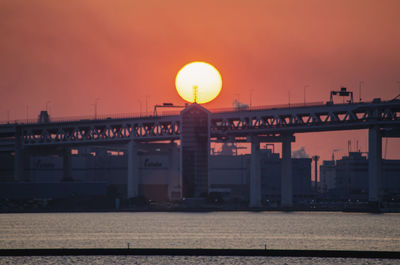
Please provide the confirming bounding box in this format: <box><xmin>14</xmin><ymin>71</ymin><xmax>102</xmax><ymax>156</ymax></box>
<box><xmin>175</xmin><ymin>61</ymin><xmax>222</xmax><ymax>104</ymax></box>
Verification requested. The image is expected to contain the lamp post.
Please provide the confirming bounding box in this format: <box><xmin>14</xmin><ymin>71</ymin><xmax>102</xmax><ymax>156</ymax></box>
<box><xmin>304</xmin><ymin>85</ymin><xmax>309</xmax><ymax>105</ymax></box>
<box><xmin>92</xmin><ymin>98</ymin><xmax>99</xmax><ymax>119</ymax></box>
<box><xmin>138</xmin><ymin>100</ymin><xmax>142</xmax><ymax>117</ymax></box>
<box><xmin>145</xmin><ymin>95</ymin><xmax>150</xmax><ymax>116</ymax></box>
<box><xmin>250</xmin><ymin>89</ymin><xmax>255</xmax><ymax>108</ymax></box>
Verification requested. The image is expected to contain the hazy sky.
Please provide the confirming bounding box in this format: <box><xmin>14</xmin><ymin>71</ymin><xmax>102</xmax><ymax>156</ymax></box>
<box><xmin>1</xmin><ymin>0</ymin><xmax>399</xmax><ymax>162</ymax></box>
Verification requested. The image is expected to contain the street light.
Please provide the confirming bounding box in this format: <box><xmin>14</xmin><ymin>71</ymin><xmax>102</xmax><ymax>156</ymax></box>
<box><xmin>250</xmin><ymin>89</ymin><xmax>255</xmax><ymax>108</ymax></box>
<box><xmin>304</xmin><ymin>85</ymin><xmax>309</xmax><ymax>105</ymax></box>
<box><xmin>138</xmin><ymin>100</ymin><xmax>142</xmax><ymax>117</ymax></box>
<box><xmin>145</xmin><ymin>95</ymin><xmax>150</xmax><ymax>116</ymax></box>
<box><xmin>93</xmin><ymin>98</ymin><xmax>100</xmax><ymax>119</ymax></box>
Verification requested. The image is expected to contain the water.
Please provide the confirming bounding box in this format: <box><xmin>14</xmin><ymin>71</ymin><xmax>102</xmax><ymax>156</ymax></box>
<box><xmin>0</xmin><ymin>211</ymin><xmax>399</xmax><ymax>264</ymax></box>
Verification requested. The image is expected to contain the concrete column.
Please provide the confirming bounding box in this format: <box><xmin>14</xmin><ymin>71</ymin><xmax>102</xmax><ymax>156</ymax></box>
<box><xmin>281</xmin><ymin>134</ymin><xmax>293</xmax><ymax>207</ymax></box>
<box><xmin>127</xmin><ymin>140</ymin><xmax>139</xmax><ymax>198</ymax></box>
<box><xmin>168</xmin><ymin>141</ymin><xmax>180</xmax><ymax>200</ymax></box>
<box><xmin>14</xmin><ymin>147</ymin><xmax>24</xmax><ymax>181</ymax></box>
<box><xmin>179</xmin><ymin>139</ymin><xmax>183</xmax><ymax>198</ymax></box>
<box><xmin>63</xmin><ymin>147</ymin><xmax>73</xmax><ymax>181</ymax></box>
<box><xmin>249</xmin><ymin>137</ymin><xmax>261</xmax><ymax>208</ymax></box>
<box><xmin>13</xmin><ymin>127</ymin><xmax>24</xmax><ymax>181</ymax></box>
<box><xmin>368</xmin><ymin>126</ymin><xmax>382</xmax><ymax>202</ymax></box>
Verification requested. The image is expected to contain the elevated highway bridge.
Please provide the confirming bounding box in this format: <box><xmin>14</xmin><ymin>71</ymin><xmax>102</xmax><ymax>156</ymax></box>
<box><xmin>1</xmin><ymin>98</ymin><xmax>400</xmax><ymax>207</ymax></box>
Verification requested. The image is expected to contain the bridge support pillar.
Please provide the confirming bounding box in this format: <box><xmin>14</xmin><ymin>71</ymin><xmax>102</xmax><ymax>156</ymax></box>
<box><xmin>14</xmin><ymin>148</ymin><xmax>24</xmax><ymax>181</ymax></box>
<box><xmin>13</xmin><ymin>127</ymin><xmax>24</xmax><ymax>181</ymax></box>
<box><xmin>281</xmin><ymin>133</ymin><xmax>293</xmax><ymax>207</ymax></box>
<box><xmin>127</xmin><ymin>140</ymin><xmax>139</xmax><ymax>198</ymax></box>
<box><xmin>368</xmin><ymin>126</ymin><xmax>382</xmax><ymax>203</ymax></box>
<box><xmin>249</xmin><ymin>137</ymin><xmax>262</xmax><ymax>208</ymax></box>
<box><xmin>168</xmin><ymin>141</ymin><xmax>180</xmax><ymax>200</ymax></box>
<box><xmin>63</xmin><ymin>147</ymin><xmax>73</xmax><ymax>181</ymax></box>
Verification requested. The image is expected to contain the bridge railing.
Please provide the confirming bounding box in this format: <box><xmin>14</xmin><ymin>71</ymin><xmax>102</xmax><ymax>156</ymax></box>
<box><xmin>0</xmin><ymin>111</ymin><xmax>178</xmax><ymax>126</ymax></box>
<box><xmin>209</xmin><ymin>101</ymin><xmax>325</xmax><ymax>114</ymax></box>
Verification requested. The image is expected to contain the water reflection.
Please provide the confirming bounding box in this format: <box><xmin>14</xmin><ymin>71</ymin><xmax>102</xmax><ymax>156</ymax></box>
<box><xmin>0</xmin><ymin>212</ymin><xmax>399</xmax><ymax>251</ymax></box>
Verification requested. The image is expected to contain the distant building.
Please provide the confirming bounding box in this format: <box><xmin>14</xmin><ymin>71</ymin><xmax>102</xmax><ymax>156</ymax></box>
<box><xmin>383</xmin><ymin>160</ymin><xmax>400</xmax><ymax>197</ymax></box>
<box><xmin>335</xmin><ymin>152</ymin><xmax>368</xmax><ymax>199</ymax></box>
<box><xmin>319</xmin><ymin>160</ymin><xmax>336</xmax><ymax>192</ymax></box>
<box><xmin>0</xmin><ymin>143</ymin><xmax>313</xmax><ymax>204</ymax></box>
<box><xmin>209</xmin><ymin>147</ymin><xmax>312</xmax><ymax>203</ymax></box>
<box><xmin>0</xmin><ymin>143</ymin><xmax>180</xmax><ymax>202</ymax></box>
<box><xmin>319</xmin><ymin>151</ymin><xmax>400</xmax><ymax>200</ymax></box>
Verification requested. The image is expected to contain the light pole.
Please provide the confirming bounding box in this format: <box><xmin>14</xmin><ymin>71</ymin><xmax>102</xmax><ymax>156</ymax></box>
<box><xmin>397</xmin><ymin>81</ymin><xmax>400</xmax><ymax>95</ymax></box>
<box><xmin>93</xmin><ymin>98</ymin><xmax>100</xmax><ymax>119</ymax></box>
<box><xmin>304</xmin><ymin>85</ymin><xmax>309</xmax><ymax>105</ymax></box>
<box><xmin>138</xmin><ymin>100</ymin><xmax>142</xmax><ymax>117</ymax></box>
<box><xmin>250</xmin><ymin>89</ymin><xmax>255</xmax><ymax>108</ymax></box>
<box><xmin>145</xmin><ymin>95</ymin><xmax>150</xmax><ymax>116</ymax></box>
<box><xmin>359</xmin><ymin>81</ymin><xmax>364</xmax><ymax>102</ymax></box>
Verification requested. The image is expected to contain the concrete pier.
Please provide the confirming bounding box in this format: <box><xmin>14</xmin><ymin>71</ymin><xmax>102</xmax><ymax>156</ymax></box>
<box><xmin>249</xmin><ymin>137</ymin><xmax>261</xmax><ymax>208</ymax></box>
<box><xmin>62</xmin><ymin>147</ymin><xmax>72</xmax><ymax>181</ymax></box>
<box><xmin>13</xmin><ymin>127</ymin><xmax>23</xmax><ymax>181</ymax></box>
<box><xmin>368</xmin><ymin>126</ymin><xmax>382</xmax><ymax>202</ymax></box>
<box><xmin>127</xmin><ymin>140</ymin><xmax>139</xmax><ymax>198</ymax></box>
<box><xmin>281</xmin><ymin>133</ymin><xmax>293</xmax><ymax>207</ymax></box>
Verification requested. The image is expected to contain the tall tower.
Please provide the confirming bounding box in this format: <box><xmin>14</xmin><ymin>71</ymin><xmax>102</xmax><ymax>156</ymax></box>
<box><xmin>180</xmin><ymin>104</ymin><xmax>210</xmax><ymax>197</ymax></box>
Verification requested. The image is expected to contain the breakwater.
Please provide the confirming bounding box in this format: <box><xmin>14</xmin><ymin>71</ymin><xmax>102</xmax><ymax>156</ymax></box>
<box><xmin>1</xmin><ymin>248</ymin><xmax>399</xmax><ymax>259</ymax></box>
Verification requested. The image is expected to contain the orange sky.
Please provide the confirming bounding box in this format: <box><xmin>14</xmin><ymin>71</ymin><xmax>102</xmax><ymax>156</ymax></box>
<box><xmin>1</xmin><ymin>0</ymin><xmax>400</xmax><ymax>163</ymax></box>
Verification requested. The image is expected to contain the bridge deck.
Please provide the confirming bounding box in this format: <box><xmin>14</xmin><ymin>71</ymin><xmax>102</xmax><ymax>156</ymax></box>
<box><xmin>0</xmin><ymin>99</ymin><xmax>399</xmax><ymax>147</ymax></box>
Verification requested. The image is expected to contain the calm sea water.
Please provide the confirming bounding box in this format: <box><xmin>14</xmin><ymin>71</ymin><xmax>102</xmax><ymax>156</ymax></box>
<box><xmin>0</xmin><ymin>211</ymin><xmax>399</xmax><ymax>264</ymax></box>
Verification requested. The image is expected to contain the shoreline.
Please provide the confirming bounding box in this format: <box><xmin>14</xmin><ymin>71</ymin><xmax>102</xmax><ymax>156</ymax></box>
<box><xmin>1</xmin><ymin>206</ymin><xmax>400</xmax><ymax>214</ymax></box>
<box><xmin>0</xmin><ymin>248</ymin><xmax>399</xmax><ymax>259</ymax></box>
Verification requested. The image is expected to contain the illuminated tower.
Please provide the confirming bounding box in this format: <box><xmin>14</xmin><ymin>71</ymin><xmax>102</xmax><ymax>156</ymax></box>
<box><xmin>180</xmin><ymin>104</ymin><xmax>210</xmax><ymax>197</ymax></box>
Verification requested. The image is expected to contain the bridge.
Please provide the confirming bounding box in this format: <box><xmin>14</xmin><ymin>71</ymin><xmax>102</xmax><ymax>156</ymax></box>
<box><xmin>1</xmin><ymin>97</ymin><xmax>400</xmax><ymax>207</ymax></box>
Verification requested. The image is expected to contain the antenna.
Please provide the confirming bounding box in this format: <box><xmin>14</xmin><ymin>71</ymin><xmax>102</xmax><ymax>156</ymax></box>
<box><xmin>332</xmin><ymin>149</ymin><xmax>340</xmax><ymax>161</ymax></box>
<box><xmin>348</xmin><ymin>140</ymin><xmax>351</xmax><ymax>153</ymax></box>
<box><xmin>193</xmin><ymin>85</ymin><xmax>198</xmax><ymax>103</ymax></box>
<box><xmin>359</xmin><ymin>81</ymin><xmax>363</xmax><ymax>102</ymax></box>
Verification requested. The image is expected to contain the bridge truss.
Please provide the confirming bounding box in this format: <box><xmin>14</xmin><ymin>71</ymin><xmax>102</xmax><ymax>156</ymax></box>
<box><xmin>2</xmin><ymin>99</ymin><xmax>398</xmax><ymax>147</ymax></box>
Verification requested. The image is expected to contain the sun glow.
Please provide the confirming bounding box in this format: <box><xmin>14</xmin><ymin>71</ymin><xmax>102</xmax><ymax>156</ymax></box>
<box><xmin>175</xmin><ymin>61</ymin><xmax>222</xmax><ymax>104</ymax></box>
